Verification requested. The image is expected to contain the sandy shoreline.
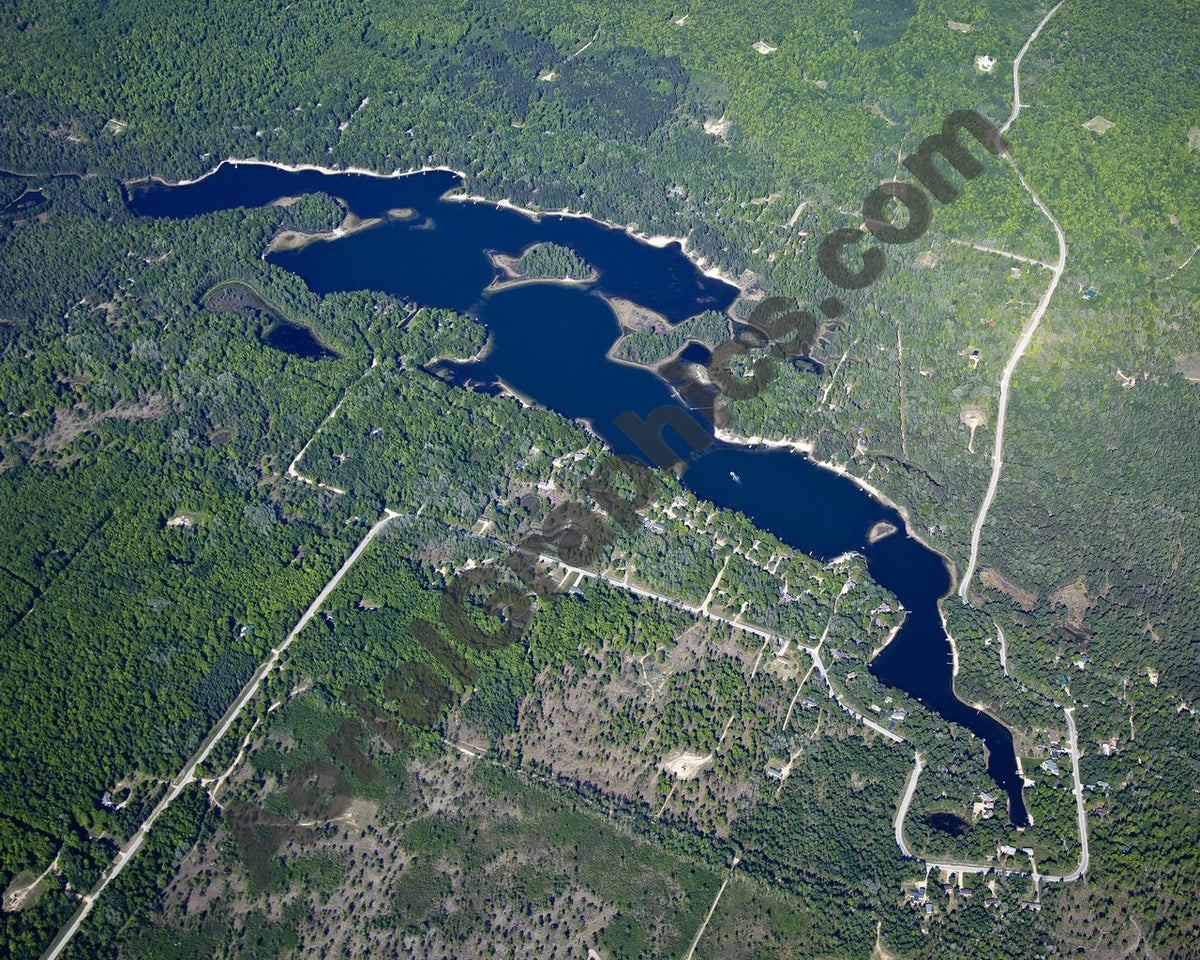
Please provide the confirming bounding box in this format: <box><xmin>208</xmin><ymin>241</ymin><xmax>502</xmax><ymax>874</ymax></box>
<box><xmin>449</xmin><ymin>194</ymin><xmax>743</xmax><ymax>289</ymax></box>
<box><xmin>711</xmin><ymin>425</ymin><xmax>960</xmax><ymax>587</ymax></box>
<box><xmin>604</xmin><ymin>328</ymin><xmax>703</xmax><ymax>373</ymax></box>
<box><xmin>483</xmin><ymin>247</ymin><xmax>598</xmax><ymax>293</ymax></box>
<box><xmin>485</xmin><ymin>275</ymin><xmax>595</xmax><ymax>294</ymax></box>
<box><xmin>868</xmin><ymin>619</ymin><xmax>906</xmax><ymax>662</ymax></box>
<box><xmin>868</xmin><ymin>520</ymin><xmax>898</xmax><ymax>543</ymax></box>
<box><xmin>128</xmin><ymin>157</ymin><xmax>744</xmax><ymax>292</ymax></box>
<box><xmin>131</xmin><ymin>156</ymin><xmax>965</xmax><ymax>624</ymax></box>
<box><xmin>124</xmin><ymin>157</ymin><xmax>465</xmax><ymax>188</ymax></box>
<box><xmin>266</xmin><ymin>213</ymin><xmax>384</xmax><ymax>253</ymax></box>
<box><xmin>713</xmin><ymin>427</ymin><xmax>814</xmax><ymax>455</ymax></box>
<box><xmin>711</xmin><ymin>423</ymin><xmax>1027</xmax><ymax>767</ymax></box>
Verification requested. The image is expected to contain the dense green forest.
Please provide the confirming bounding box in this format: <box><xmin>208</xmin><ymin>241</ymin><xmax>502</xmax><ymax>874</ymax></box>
<box><xmin>512</xmin><ymin>241</ymin><xmax>595</xmax><ymax>280</ymax></box>
<box><xmin>0</xmin><ymin>0</ymin><xmax>1197</xmax><ymax>957</ymax></box>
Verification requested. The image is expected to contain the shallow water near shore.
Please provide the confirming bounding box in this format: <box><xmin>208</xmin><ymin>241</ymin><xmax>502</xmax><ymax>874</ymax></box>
<box><xmin>129</xmin><ymin>163</ymin><xmax>1029</xmax><ymax>824</ymax></box>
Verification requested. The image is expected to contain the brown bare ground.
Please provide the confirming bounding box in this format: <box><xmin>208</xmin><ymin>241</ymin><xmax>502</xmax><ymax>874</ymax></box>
<box><xmin>1051</xmin><ymin>579</ymin><xmax>1094</xmax><ymax>631</ymax></box>
<box><xmin>38</xmin><ymin>394</ymin><xmax>166</xmax><ymax>455</ymax></box>
<box><xmin>166</xmin><ymin>745</ymin><xmax>630</xmax><ymax>960</ymax></box>
<box><xmin>980</xmin><ymin>568</ymin><xmax>1038</xmax><ymax>611</ymax></box>
<box><xmin>508</xmin><ymin>621</ymin><xmax>775</xmax><ymax>833</ymax></box>
<box><xmin>959</xmin><ymin>404</ymin><xmax>987</xmax><ymax>428</ymax></box>
<box><xmin>1053</xmin><ymin>885</ymin><xmax>1169</xmax><ymax>959</ymax></box>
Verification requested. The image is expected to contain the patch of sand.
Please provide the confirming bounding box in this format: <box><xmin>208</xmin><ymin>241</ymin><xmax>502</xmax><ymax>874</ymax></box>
<box><xmin>606</xmin><ymin>296</ymin><xmax>669</xmax><ymax>332</ymax></box>
<box><xmin>960</xmin><ymin>404</ymin><xmax>988</xmax><ymax>452</ymax></box>
<box><xmin>703</xmin><ymin>115</ymin><xmax>731</xmax><ymax>139</ymax></box>
<box><xmin>266</xmin><ymin>211</ymin><xmax>383</xmax><ymax>253</ymax></box>
<box><xmin>868</xmin><ymin>521</ymin><xmax>897</xmax><ymax>543</ymax></box>
<box><xmin>660</xmin><ymin>750</ymin><xmax>714</xmax><ymax>781</ymax></box>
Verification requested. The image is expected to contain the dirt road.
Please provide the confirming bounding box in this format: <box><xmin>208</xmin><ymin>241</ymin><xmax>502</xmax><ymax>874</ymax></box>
<box><xmin>39</xmin><ymin>510</ymin><xmax>398</xmax><ymax>960</ymax></box>
<box><xmin>959</xmin><ymin>0</ymin><xmax>1068</xmax><ymax>603</ymax></box>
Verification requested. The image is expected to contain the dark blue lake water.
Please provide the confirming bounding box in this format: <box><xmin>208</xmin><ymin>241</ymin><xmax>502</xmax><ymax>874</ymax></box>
<box><xmin>128</xmin><ymin>162</ymin><xmax>1028</xmax><ymax>825</ymax></box>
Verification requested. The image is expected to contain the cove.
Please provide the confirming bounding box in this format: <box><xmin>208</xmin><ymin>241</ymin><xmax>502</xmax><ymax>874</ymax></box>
<box><xmin>128</xmin><ymin>162</ymin><xmax>1029</xmax><ymax>825</ymax></box>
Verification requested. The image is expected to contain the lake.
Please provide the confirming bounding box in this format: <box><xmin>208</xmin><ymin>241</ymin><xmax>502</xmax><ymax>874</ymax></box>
<box><xmin>128</xmin><ymin>161</ymin><xmax>1029</xmax><ymax>825</ymax></box>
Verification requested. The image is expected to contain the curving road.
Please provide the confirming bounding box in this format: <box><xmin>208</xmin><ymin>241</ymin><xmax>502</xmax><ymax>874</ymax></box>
<box><xmin>894</xmin><ymin>752</ymin><xmax>925</xmax><ymax>856</ymax></box>
<box><xmin>959</xmin><ymin>0</ymin><xmax>1068</xmax><ymax>603</ymax></box>
<box><xmin>1048</xmin><ymin>706</ymin><xmax>1090</xmax><ymax>882</ymax></box>
<box><xmin>39</xmin><ymin>509</ymin><xmax>398</xmax><ymax>960</ymax></box>
<box><xmin>894</xmin><ymin>705</ymin><xmax>1088</xmax><ymax>882</ymax></box>
<box><xmin>545</xmin><ymin>554</ymin><xmax>904</xmax><ymax>743</ymax></box>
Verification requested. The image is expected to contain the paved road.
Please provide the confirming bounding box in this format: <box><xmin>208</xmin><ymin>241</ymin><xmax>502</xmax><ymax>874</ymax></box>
<box><xmin>895</xmin><ymin>752</ymin><xmax>1003</xmax><ymax>876</ymax></box>
<box><xmin>39</xmin><ymin>510</ymin><xmax>398</xmax><ymax>960</ymax></box>
<box><xmin>811</xmin><ymin>649</ymin><xmax>905</xmax><ymax>743</ymax></box>
<box><xmin>895</xmin><ymin>704</ymin><xmax>1089</xmax><ymax>882</ymax></box>
<box><xmin>959</xmin><ymin>0</ymin><xmax>1068</xmax><ymax>602</ymax></box>
<box><xmin>1045</xmin><ymin>706</ymin><xmax>1089</xmax><ymax>882</ymax></box>
<box><xmin>894</xmin><ymin>752</ymin><xmax>925</xmax><ymax>856</ymax></box>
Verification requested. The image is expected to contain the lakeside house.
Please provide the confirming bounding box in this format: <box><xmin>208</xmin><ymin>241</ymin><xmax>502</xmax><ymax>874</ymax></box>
<box><xmin>973</xmin><ymin>791</ymin><xmax>997</xmax><ymax>820</ymax></box>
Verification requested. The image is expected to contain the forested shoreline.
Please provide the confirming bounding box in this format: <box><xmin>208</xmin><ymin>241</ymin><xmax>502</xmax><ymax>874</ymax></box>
<box><xmin>0</xmin><ymin>0</ymin><xmax>1197</xmax><ymax>957</ymax></box>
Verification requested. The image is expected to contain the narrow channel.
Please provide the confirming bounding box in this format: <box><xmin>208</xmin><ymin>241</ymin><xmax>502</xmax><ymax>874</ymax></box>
<box><xmin>128</xmin><ymin>163</ymin><xmax>1029</xmax><ymax>824</ymax></box>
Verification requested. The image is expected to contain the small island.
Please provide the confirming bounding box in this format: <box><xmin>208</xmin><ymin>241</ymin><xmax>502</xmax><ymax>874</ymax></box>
<box><xmin>611</xmin><ymin>308</ymin><xmax>729</xmax><ymax>368</ymax></box>
<box><xmin>868</xmin><ymin>520</ymin><xmax>897</xmax><ymax>543</ymax></box>
<box><xmin>266</xmin><ymin>205</ymin><xmax>416</xmax><ymax>254</ymax></box>
<box><xmin>488</xmin><ymin>241</ymin><xmax>598</xmax><ymax>290</ymax></box>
